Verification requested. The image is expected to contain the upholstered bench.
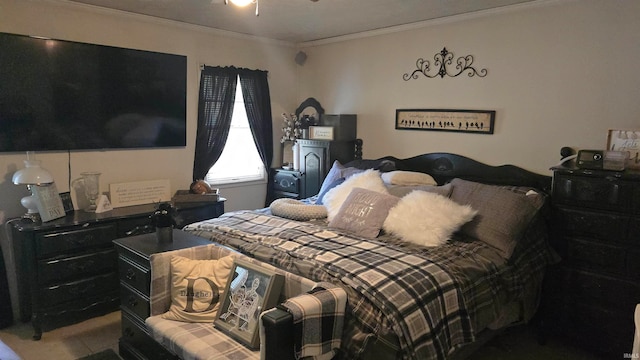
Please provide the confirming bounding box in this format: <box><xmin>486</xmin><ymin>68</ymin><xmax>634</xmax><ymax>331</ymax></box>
<box><xmin>144</xmin><ymin>243</ymin><xmax>318</xmax><ymax>360</ymax></box>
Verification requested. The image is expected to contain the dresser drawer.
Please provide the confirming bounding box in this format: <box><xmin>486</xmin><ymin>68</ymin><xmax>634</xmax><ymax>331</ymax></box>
<box><xmin>562</xmin><ymin>269</ymin><xmax>640</xmax><ymax>310</ymax></box>
<box><xmin>120</xmin><ymin>284</ymin><xmax>150</xmax><ymax>320</ymax></box>
<box><xmin>174</xmin><ymin>203</ymin><xmax>224</xmax><ymax>228</ymax></box>
<box><xmin>565</xmin><ymin>238</ymin><xmax>626</xmax><ymax>276</ymax></box>
<box><xmin>40</xmin><ymin>272</ymin><xmax>119</xmax><ymax>305</ymax></box>
<box><xmin>273</xmin><ymin>170</ymin><xmax>301</xmax><ymax>194</ymax></box>
<box><xmin>38</xmin><ymin>249</ymin><xmax>117</xmax><ymax>284</ymax></box>
<box><xmin>121</xmin><ymin>311</ymin><xmax>177</xmax><ymax>360</ymax></box>
<box><xmin>559</xmin><ymin>301</ymin><xmax>633</xmax><ymax>357</ymax></box>
<box><xmin>118</xmin><ymin>216</ymin><xmax>155</xmax><ymax>237</ymax></box>
<box><xmin>556</xmin><ymin>207</ymin><xmax>629</xmax><ymax>242</ymax></box>
<box><xmin>119</xmin><ymin>256</ymin><xmax>151</xmax><ymax>294</ymax></box>
<box><xmin>36</xmin><ymin>224</ymin><xmax>117</xmax><ymax>258</ymax></box>
<box><xmin>553</xmin><ymin>174</ymin><xmax>634</xmax><ymax>211</ymax></box>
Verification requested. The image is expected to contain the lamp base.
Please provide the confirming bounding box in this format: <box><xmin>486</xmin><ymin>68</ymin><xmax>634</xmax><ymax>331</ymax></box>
<box><xmin>21</xmin><ymin>212</ymin><xmax>40</xmax><ymax>223</ymax></box>
<box><xmin>20</xmin><ymin>192</ymin><xmax>41</xmax><ymax>222</ymax></box>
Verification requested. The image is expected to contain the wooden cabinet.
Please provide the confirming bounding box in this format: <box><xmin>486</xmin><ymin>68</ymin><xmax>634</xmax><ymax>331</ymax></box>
<box><xmin>297</xmin><ymin>139</ymin><xmax>361</xmax><ymax>198</ymax></box>
<box><xmin>11</xmin><ymin>201</ymin><xmax>224</xmax><ymax>340</ymax></box>
<box><xmin>114</xmin><ymin>230</ymin><xmax>212</xmax><ymax>360</ymax></box>
<box><xmin>549</xmin><ymin>166</ymin><xmax>640</xmax><ymax>357</ymax></box>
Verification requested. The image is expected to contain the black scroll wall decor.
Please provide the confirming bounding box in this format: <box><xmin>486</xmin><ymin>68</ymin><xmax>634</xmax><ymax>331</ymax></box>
<box><xmin>403</xmin><ymin>47</ymin><xmax>487</xmax><ymax>80</ymax></box>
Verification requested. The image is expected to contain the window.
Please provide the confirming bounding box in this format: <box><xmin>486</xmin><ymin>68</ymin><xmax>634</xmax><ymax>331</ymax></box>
<box><xmin>205</xmin><ymin>77</ymin><xmax>266</xmax><ymax>185</ymax></box>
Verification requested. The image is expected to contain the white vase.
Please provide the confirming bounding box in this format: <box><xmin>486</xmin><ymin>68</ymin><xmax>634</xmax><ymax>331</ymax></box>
<box><xmin>292</xmin><ymin>142</ymin><xmax>300</xmax><ymax>170</ymax></box>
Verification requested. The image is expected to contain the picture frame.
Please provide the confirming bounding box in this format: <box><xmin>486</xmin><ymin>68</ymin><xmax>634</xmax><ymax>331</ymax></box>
<box><xmin>214</xmin><ymin>259</ymin><xmax>284</xmax><ymax>349</ymax></box>
<box><xmin>32</xmin><ymin>183</ymin><xmax>66</xmax><ymax>222</ymax></box>
<box><xmin>396</xmin><ymin>109</ymin><xmax>495</xmax><ymax>134</ymax></box>
<box><xmin>606</xmin><ymin>129</ymin><xmax>640</xmax><ymax>169</ymax></box>
<box><xmin>59</xmin><ymin>192</ymin><xmax>74</xmax><ymax>213</ymax></box>
<box><xmin>309</xmin><ymin>126</ymin><xmax>334</xmax><ymax>140</ymax></box>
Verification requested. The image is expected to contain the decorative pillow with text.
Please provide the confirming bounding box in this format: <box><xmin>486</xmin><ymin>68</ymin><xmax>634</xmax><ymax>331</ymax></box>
<box><xmin>329</xmin><ymin>188</ymin><xmax>399</xmax><ymax>239</ymax></box>
<box><xmin>162</xmin><ymin>255</ymin><xmax>235</xmax><ymax>323</ymax></box>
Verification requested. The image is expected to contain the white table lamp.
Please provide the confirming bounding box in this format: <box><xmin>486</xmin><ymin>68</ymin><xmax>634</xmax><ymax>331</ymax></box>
<box><xmin>12</xmin><ymin>153</ymin><xmax>54</xmax><ymax>221</ymax></box>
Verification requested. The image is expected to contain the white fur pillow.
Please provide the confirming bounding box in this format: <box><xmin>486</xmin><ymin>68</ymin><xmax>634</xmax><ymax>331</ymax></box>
<box><xmin>383</xmin><ymin>190</ymin><xmax>477</xmax><ymax>247</ymax></box>
<box><xmin>323</xmin><ymin>169</ymin><xmax>387</xmax><ymax>221</ymax></box>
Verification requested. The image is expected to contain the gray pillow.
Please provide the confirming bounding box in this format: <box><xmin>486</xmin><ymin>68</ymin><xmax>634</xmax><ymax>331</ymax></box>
<box><xmin>328</xmin><ymin>187</ymin><xmax>400</xmax><ymax>239</ymax></box>
<box><xmin>386</xmin><ymin>183</ymin><xmax>453</xmax><ymax>198</ymax></box>
<box><xmin>449</xmin><ymin>178</ymin><xmax>542</xmax><ymax>259</ymax></box>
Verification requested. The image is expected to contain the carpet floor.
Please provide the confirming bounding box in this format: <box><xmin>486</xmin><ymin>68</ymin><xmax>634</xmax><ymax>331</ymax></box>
<box><xmin>77</xmin><ymin>348</ymin><xmax>121</xmax><ymax>360</ymax></box>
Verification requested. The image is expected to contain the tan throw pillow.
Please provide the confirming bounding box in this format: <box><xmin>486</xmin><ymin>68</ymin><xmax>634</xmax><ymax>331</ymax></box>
<box><xmin>381</xmin><ymin>171</ymin><xmax>437</xmax><ymax>186</ymax></box>
<box><xmin>162</xmin><ymin>255</ymin><xmax>235</xmax><ymax>322</ymax></box>
<box><xmin>329</xmin><ymin>188</ymin><xmax>400</xmax><ymax>239</ymax></box>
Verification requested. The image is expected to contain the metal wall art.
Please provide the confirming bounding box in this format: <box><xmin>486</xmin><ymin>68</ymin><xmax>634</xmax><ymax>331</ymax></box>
<box><xmin>403</xmin><ymin>47</ymin><xmax>487</xmax><ymax>80</ymax></box>
<box><xmin>396</xmin><ymin>109</ymin><xmax>495</xmax><ymax>134</ymax></box>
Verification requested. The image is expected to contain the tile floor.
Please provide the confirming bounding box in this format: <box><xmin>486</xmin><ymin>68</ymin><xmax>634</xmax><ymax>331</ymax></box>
<box><xmin>0</xmin><ymin>311</ymin><xmax>121</xmax><ymax>360</ymax></box>
<box><xmin>0</xmin><ymin>310</ymin><xmax>606</xmax><ymax>360</ymax></box>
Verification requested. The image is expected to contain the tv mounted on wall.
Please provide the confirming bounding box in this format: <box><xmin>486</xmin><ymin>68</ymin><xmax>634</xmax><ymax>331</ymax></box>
<box><xmin>0</xmin><ymin>32</ymin><xmax>187</xmax><ymax>152</ymax></box>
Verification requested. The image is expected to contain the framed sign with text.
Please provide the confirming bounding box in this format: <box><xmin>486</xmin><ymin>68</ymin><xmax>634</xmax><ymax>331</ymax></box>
<box><xmin>396</xmin><ymin>109</ymin><xmax>495</xmax><ymax>134</ymax></box>
<box><xmin>32</xmin><ymin>183</ymin><xmax>66</xmax><ymax>222</ymax></box>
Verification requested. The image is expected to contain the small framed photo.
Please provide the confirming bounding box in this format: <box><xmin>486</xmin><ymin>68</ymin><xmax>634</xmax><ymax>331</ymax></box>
<box><xmin>214</xmin><ymin>259</ymin><xmax>284</xmax><ymax>349</ymax></box>
<box><xmin>59</xmin><ymin>192</ymin><xmax>74</xmax><ymax>213</ymax></box>
<box><xmin>309</xmin><ymin>126</ymin><xmax>334</xmax><ymax>140</ymax></box>
<box><xmin>607</xmin><ymin>129</ymin><xmax>640</xmax><ymax>169</ymax></box>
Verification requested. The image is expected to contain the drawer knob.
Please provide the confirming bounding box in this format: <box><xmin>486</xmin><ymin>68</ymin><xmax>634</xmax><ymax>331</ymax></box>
<box><xmin>124</xmin><ymin>327</ymin><xmax>135</xmax><ymax>337</ymax></box>
<box><xmin>128</xmin><ymin>295</ymin><xmax>138</xmax><ymax>307</ymax></box>
<box><xmin>125</xmin><ymin>268</ymin><xmax>136</xmax><ymax>281</ymax></box>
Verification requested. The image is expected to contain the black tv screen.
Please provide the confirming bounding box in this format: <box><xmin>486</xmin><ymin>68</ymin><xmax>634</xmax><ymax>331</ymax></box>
<box><xmin>0</xmin><ymin>32</ymin><xmax>187</xmax><ymax>152</ymax></box>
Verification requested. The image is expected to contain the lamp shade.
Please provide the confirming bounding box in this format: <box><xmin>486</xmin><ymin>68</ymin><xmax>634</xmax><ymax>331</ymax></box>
<box><xmin>12</xmin><ymin>160</ymin><xmax>54</xmax><ymax>185</ymax></box>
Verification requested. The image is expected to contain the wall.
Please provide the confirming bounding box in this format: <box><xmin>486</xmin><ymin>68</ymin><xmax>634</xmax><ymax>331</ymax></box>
<box><xmin>296</xmin><ymin>0</ymin><xmax>640</xmax><ymax>175</ymax></box>
<box><xmin>0</xmin><ymin>0</ymin><xmax>298</xmax><ymax>219</ymax></box>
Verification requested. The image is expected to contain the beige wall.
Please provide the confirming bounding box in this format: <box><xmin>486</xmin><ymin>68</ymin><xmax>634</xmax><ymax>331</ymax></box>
<box><xmin>296</xmin><ymin>0</ymin><xmax>640</xmax><ymax>175</ymax></box>
<box><xmin>1</xmin><ymin>0</ymin><xmax>639</xmax><ymax>218</ymax></box>
<box><xmin>0</xmin><ymin>0</ymin><xmax>299</xmax><ymax>218</ymax></box>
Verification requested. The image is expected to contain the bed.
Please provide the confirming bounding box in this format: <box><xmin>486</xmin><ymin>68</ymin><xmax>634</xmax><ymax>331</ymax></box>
<box><xmin>182</xmin><ymin>153</ymin><xmax>558</xmax><ymax>360</ymax></box>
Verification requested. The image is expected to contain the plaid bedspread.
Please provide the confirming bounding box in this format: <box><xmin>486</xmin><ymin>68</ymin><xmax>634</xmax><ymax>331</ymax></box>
<box><xmin>184</xmin><ymin>210</ymin><xmax>556</xmax><ymax>360</ymax></box>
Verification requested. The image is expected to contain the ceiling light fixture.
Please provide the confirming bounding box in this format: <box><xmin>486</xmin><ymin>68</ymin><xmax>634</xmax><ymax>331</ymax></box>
<box><xmin>224</xmin><ymin>0</ymin><xmax>259</xmax><ymax>16</ymax></box>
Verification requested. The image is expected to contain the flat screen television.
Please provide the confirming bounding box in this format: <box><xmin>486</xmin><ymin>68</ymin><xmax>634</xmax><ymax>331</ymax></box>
<box><xmin>0</xmin><ymin>32</ymin><xmax>187</xmax><ymax>152</ymax></box>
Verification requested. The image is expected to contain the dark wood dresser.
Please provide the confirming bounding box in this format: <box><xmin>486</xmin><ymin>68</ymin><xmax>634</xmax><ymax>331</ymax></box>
<box><xmin>549</xmin><ymin>165</ymin><xmax>640</xmax><ymax>357</ymax></box>
<box><xmin>11</xmin><ymin>200</ymin><xmax>224</xmax><ymax>340</ymax></box>
<box><xmin>114</xmin><ymin>230</ymin><xmax>213</xmax><ymax>360</ymax></box>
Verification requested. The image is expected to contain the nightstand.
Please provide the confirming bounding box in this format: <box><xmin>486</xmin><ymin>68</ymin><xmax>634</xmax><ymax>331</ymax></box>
<box><xmin>114</xmin><ymin>230</ymin><xmax>212</xmax><ymax>360</ymax></box>
<box><xmin>549</xmin><ymin>165</ymin><xmax>640</xmax><ymax>357</ymax></box>
<box><xmin>271</xmin><ymin>168</ymin><xmax>303</xmax><ymax>200</ymax></box>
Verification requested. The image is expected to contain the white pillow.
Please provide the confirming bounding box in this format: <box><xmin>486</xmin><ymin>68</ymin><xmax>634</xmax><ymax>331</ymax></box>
<box><xmin>383</xmin><ymin>190</ymin><xmax>477</xmax><ymax>247</ymax></box>
<box><xmin>322</xmin><ymin>169</ymin><xmax>387</xmax><ymax>221</ymax></box>
<box><xmin>381</xmin><ymin>171</ymin><xmax>437</xmax><ymax>186</ymax></box>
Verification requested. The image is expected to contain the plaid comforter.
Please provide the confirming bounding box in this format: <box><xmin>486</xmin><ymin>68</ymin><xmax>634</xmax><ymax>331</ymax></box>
<box><xmin>184</xmin><ymin>211</ymin><xmax>555</xmax><ymax>360</ymax></box>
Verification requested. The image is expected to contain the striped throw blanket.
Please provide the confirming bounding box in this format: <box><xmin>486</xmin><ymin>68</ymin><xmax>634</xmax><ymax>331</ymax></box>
<box><xmin>281</xmin><ymin>283</ymin><xmax>347</xmax><ymax>360</ymax></box>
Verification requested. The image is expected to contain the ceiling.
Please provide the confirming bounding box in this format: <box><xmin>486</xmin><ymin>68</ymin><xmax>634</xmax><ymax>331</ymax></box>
<box><xmin>67</xmin><ymin>0</ymin><xmax>538</xmax><ymax>44</ymax></box>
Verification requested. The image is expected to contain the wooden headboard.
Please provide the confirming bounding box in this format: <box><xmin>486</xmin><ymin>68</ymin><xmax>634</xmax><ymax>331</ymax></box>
<box><xmin>375</xmin><ymin>153</ymin><xmax>552</xmax><ymax>193</ymax></box>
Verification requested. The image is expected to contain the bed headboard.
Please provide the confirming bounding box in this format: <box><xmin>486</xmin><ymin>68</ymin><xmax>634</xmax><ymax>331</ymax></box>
<box><xmin>376</xmin><ymin>153</ymin><xmax>552</xmax><ymax>193</ymax></box>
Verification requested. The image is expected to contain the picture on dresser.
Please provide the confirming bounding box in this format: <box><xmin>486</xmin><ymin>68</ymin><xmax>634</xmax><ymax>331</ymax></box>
<box><xmin>215</xmin><ymin>259</ymin><xmax>284</xmax><ymax>349</ymax></box>
<box><xmin>607</xmin><ymin>129</ymin><xmax>640</xmax><ymax>169</ymax></box>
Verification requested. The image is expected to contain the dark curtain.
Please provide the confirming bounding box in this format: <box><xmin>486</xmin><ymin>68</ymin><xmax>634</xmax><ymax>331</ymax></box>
<box><xmin>193</xmin><ymin>66</ymin><xmax>274</xmax><ymax>205</ymax></box>
<box><xmin>192</xmin><ymin>66</ymin><xmax>237</xmax><ymax>181</ymax></box>
<box><xmin>238</xmin><ymin>69</ymin><xmax>274</xmax><ymax>205</ymax></box>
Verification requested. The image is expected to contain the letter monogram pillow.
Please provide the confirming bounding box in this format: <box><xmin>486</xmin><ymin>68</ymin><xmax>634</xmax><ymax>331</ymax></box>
<box><xmin>162</xmin><ymin>255</ymin><xmax>235</xmax><ymax>322</ymax></box>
